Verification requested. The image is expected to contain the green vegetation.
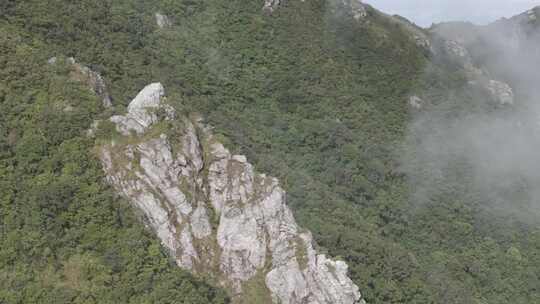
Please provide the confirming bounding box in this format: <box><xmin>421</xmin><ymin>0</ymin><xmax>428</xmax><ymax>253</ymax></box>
<box><xmin>0</xmin><ymin>23</ymin><xmax>227</xmax><ymax>304</ymax></box>
<box><xmin>1</xmin><ymin>0</ymin><xmax>539</xmax><ymax>303</ymax></box>
<box><xmin>238</xmin><ymin>270</ymin><xmax>273</xmax><ymax>304</ymax></box>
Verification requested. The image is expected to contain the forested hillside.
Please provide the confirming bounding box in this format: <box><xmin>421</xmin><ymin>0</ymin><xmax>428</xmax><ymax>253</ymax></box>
<box><xmin>1</xmin><ymin>1</ymin><xmax>539</xmax><ymax>303</ymax></box>
<box><xmin>0</xmin><ymin>27</ymin><xmax>228</xmax><ymax>303</ymax></box>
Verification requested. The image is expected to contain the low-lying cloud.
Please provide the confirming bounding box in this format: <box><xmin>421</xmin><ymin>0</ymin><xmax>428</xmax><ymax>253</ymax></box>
<box><xmin>402</xmin><ymin>19</ymin><xmax>540</xmax><ymax>222</ymax></box>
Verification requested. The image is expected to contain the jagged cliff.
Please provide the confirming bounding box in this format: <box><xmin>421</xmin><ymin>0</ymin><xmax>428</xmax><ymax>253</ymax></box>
<box><xmin>99</xmin><ymin>83</ymin><xmax>364</xmax><ymax>304</ymax></box>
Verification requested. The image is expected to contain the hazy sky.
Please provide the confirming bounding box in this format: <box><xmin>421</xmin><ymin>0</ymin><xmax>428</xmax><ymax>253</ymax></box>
<box><xmin>366</xmin><ymin>0</ymin><xmax>540</xmax><ymax>27</ymax></box>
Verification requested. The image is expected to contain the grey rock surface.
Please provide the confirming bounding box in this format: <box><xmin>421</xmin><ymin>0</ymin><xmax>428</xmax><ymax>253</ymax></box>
<box><xmin>340</xmin><ymin>0</ymin><xmax>367</xmax><ymax>20</ymax></box>
<box><xmin>487</xmin><ymin>80</ymin><xmax>514</xmax><ymax>105</ymax></box>
<box><xmin>99</xmin><ymin>83</ymin><xmax>364</xmax><ymax>304</ymax></box>
<box><xmin>155</xmin><ymin>13</ymin><xmax>172</xmax><ymax>28</ymax></box>
<box><xmin>109</xmin><ymin>83</ymin><xmax>174</xmax><ymax>136</ymax></box>
<box><xmin>263</xmin><ymin>0</ymin><xmax>281</xmax><ymax>13</ymax></box>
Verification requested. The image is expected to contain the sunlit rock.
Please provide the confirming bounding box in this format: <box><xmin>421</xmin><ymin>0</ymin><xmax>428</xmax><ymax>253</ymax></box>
<box><xmin>263</xmin><ymin>0</ymin><xmax>281</xmax><ymax>13</ymax></box>
<box><xmin>99</xmin><ymin>83</ymin><xmax>365</xmax><ymax>304</ymax></box>
<box><xmin>109</xmin><ymin>83</ymin><xmax>174</xmax><ymax>136</ymax></box>
<box><xmin>155</xmin><ymin>12</ymin><xmax>172</xmax><ymax>28</ymax></box>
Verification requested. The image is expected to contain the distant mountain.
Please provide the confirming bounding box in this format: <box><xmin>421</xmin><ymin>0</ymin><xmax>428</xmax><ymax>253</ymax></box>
<box><xmin>432</xmin><ymin>7</ymin><xmax>540</xmax><ymax>99</ymax></box>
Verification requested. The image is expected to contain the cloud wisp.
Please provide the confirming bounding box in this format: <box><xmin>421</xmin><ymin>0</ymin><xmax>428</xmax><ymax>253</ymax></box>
<box><xmin>401</xmin><ymin>18</ymin><xmax>540</xmax><ymax>223</ymax></box>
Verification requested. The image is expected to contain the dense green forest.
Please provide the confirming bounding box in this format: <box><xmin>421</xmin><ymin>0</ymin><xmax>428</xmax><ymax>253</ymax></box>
<box><xmin>1</xmin><ymin>0</ymin><xmax>539</xmax><ymax>303</ymax></box>
<box><xmin>0</xmin><ymin>18</ymin><xmax>228</xmax><ymax>304</ymax></box>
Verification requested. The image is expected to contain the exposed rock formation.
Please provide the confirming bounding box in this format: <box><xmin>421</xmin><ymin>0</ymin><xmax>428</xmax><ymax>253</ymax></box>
<box><xmin>155</xmin><ymin>13</ymin><xmax>172</xmax><ymax>28</ymax></box>
<box><xmin>263</xmin><ymin>0</ymin><xmax>281</xmax><ymax>13</ymax></box>
<box><xmin>429</xmin><ymin>9</ymin><xmax>540</xmax><ymax>106</ymax></box>
<box><xmin>263</xmin><ymin>0</ymin><xmax>367</xmax><ymax>22</ymax></box>
<box><xmin>99</xmin><ymin>83</ymin><xmax>365</xmax><ymax>304</ymax></box>
<box><xmin>413</xmin><ymin>34</ymin><xmax>432</xmax><ymax>50</ymax></box>
<box><xmin>331</xmin><ymin>0</ymin><xmax>367</xmax><ymax>21</ymax></box>
<box><xmin>444</xmin><ymin>39</ymin><xmax>470</xmax><ymax>62</ymax></box>
<box><xmin>437</xmin><ymin>38</ymin><xmax>515</xmax><ymax>105</ymax></box>
<box><xmin>408</xmin><ymin>95</ymin><xmax>425</xmax><ymax>110</ymax></box>
<box><xmin>67</xmin><ymin>57</ymin><xmax>112</xmax><ymax>108</ymax></box>
<box><xmin>344</xmin><ymin>0</ymin><xmax>367</xmax><ymax>20</ymax></box>
<box><xmin>487</xmin><ymin>6</ymin><xmax>540</xmax><ymax>51</ymax></box>
<box><xmin>442</xmin><ymin>39</ymin><xmax>484</xmax><ymax>76</ymax></box>
<box><xmin>487</xmin><ymin>80</ymin><xmax>514</xmax><ymax>105</ymax></box>
<box><xmin>109</xmin><ymin>83</ymin><xmax>174</xmax><ymax>136</ymax></box>
<box><xmin>48</xmin><ymin>57</ymin><xmax>112</xmax><ymax>107</ymax></box>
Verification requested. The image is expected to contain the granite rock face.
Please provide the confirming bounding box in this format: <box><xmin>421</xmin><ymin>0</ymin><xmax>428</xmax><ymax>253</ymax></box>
<box><xmin>99</xmin><ymin>83</ymin><xmax>365</xmax><ymax>304</ymax></box>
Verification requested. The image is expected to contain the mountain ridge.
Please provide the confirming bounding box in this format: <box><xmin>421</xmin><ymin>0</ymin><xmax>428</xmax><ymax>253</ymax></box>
<box><xmin>1</xmin><ymin>1</ymin><xmax>540</xmax><ymax>303</ymax></box>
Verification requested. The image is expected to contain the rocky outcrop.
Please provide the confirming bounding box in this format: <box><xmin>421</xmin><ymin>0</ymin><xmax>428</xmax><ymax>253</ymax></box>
<box><xmin>66</xmin><ymin>57</ymin><xmax>112</xmax><ymax>108</ymax></box>
<box><xmin>442</xmin><ymin>39</ymin><xmax>483</xmax><ymax>75</ymax></box>
<box><xmin>429</xmin><ymin>8</ymin><xmax>540</xmax><ymax>106</ymax></box>
<box><xmin>47</xmin><ymin>57</ymin><xmax>112</xmax><ymax>108</ymax></box>
<box><xmin>99</xmin><ymin>83</ymin><xmax>364</xmax><ymax>304</ymax></box>
<box><xmin>263</xmin><ymin>0</ymin><xmax>282</xmax><ymax>13</ymax></box>
<box><xmin>487</xmin><ymin>80</ymin><xmax>514</xmax><ymax>105</ymax></box>
<box><xmin>263</xmin><ymin>0</ymin><xmax>367</xmax><ymax>22</ymax></box>
<box><xmin>343</xmin><ymin>0</ymin><xmax>367</xmax><ymax>20</ymax></box>
<box><xmin>109</xmin><ymin>83</ymin><xmax>174</xmax><ymax>136</ymax></box>
<box><xmin>408</xmin><ymin>95</ymin><xmax>425</xmax><ymax>110</ymax></box>
<box><xmin>437</xmin><ymin>38</ymin><xmax>515</xmax><ymax>105</ymax></box>
<box><xmin>413</xmin><ymin>34</ymin><xmax>432</xmax><ymax>50</ymax></box>
<box><xmin>155</xmin><ymin>13</ymin><xmax>172</xmax><ymax>28</ymax></box>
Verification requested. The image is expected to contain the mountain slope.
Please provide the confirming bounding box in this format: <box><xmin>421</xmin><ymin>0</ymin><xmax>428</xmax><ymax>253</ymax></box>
<box><xmin>98</xmin><ymin>82</ymin><xmax>363</xmax><ymax>304</ymax></box>
<box><xmin>432</xmin><ymin>7</ymin><xmax>540</xmax><ymax>100</ymax></box>
<box><xmin>0</xmin><ymin>30</ymin><xmax>228</xmax><ymax>304</ymax></box>
<box><xmin>1</xmin><ymin>1</ymin><xmax>540</xmax><ymax>303</ymax></box>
